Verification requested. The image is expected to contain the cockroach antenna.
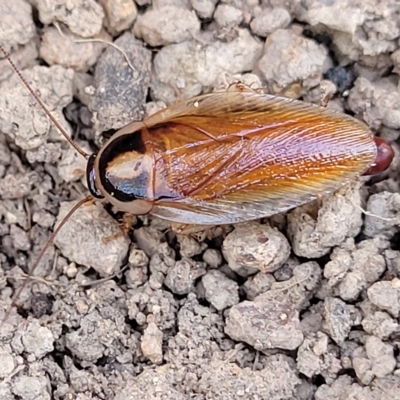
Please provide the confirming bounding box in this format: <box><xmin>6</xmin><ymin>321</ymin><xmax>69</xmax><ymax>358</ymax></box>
<box><xmin>0</xmin><ymin>46</ymin><xmax>93</xmax><ymax>325</ymax></box>
<box><xmin>0</xmin><ymin>44</ymin><xmax>90</xmax><ymax>159</ymax></box>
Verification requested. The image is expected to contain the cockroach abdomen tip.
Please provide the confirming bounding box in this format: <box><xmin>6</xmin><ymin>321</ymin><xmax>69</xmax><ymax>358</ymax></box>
<box><xmin>363</xmin><ymin>137</ymin><xmax>394</xmax><ymax>176</ymax></box>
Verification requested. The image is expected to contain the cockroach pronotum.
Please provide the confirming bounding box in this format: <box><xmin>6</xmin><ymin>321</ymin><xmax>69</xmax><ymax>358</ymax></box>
<box><xmin>0</xmin><ymin>45</ymin><xmax>394</xmax><ymax>326</ymax></box>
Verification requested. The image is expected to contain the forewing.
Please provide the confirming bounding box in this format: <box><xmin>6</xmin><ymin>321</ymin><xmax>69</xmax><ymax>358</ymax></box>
<box><xmin>146</xmin><ymin>91</ymin><xmax>376</xmax><ymax>224</ymax></box>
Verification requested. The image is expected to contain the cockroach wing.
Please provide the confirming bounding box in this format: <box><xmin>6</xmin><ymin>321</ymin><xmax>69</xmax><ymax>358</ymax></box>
<box><xmin>145</xmin><ymin>91</ymin><xmax>377</xmax><ymax>225</ymax></box>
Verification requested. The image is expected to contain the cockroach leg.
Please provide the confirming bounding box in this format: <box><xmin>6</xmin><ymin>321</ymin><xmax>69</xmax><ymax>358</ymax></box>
<box><xmin>102</xmin><ymin>213</ymin><xmax>135</xmax><ymax>244</ymax></box>
<box><xmin>226</xmin><ymin>81</ymin><xmax>255</xmax><ymax>93</ymax></box>
<box><xmin>319</xmin><ymin>80</ymin><xmax>337</xmax><ymax>108</ymax></box>
<box><xmin>171</xmin><ymin>223</ymin><xmax>226</xmax><ymax>241</ymax></box>
<box><xmin>171</xmin><ymin>223</ymin><xmax>207</xmax><ymax>235</ymax></box>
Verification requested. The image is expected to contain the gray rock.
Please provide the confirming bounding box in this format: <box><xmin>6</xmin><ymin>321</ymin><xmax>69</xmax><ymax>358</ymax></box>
<box><xmin>90</xmin><ymin>32</ymin><xmax>151</xmax><ymax>132</ymax></box>
<box><xmin>322</xmin><ymin>297</ymin><xmax>352</xmax><ymax>344</ymax></box>
<box><xmin>222</xmin><ymin>222</ymin><xmax>290</xmax><ymax>277</ymax></box>
<box><xmin>225</xmin><ymin>300</ymin><xmax>303</xmax><ymax>351</ymax></box>
<box><xmin>54</xmin><ymin>201</ymin><xmax>130</xmax><ymax>277</ymax></box>
<box><xmin>32</xmin><ymin>0</ymin><xmax>104</xmax><ymax>38</ymax></box>
<box><xmin>201</xmin><ymin>270</ymin><xmax>239</xmax><ymax>311</ymax></box>
<box><xmin>164</xmin><ymin>258</ymin><xmax>206</xmax><ymax>295</ymax></box>
<box><xmin>133</xmin><ymin>6</ymin><xmax>200</xmax><ymax>46</ymax></box>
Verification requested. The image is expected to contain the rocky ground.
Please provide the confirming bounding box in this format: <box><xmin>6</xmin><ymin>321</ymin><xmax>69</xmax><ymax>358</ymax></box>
<box><xmin>1</xmin><ymin>0</ymin><xmax>400</xmax><ymax>399</ymax></box>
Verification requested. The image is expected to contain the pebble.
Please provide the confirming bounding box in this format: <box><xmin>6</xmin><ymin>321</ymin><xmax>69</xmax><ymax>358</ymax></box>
<box><xmin>100</xmin><ymin>0</ymin><xmax>137</xmax><ymax>35</ymax></box>
<box><xmin>367</xmin><ymin>280</ymin><xmax>400</xmax><ymax>317</ymax></box>
<box><xmin>54</xmin><ymin>201</ymin><xmax>130</xmax><ymax>277</ymax></box>
<box><xmin>133</xmin><ymin>6</ymin><xmax>200</xmax><ymax>47</ymax></box>
<box><xmin>250</xmin><ymin>8</ymin><xmax>291</xmax><ymax>37</ymax></box>
<box><xmin>321</xmin><ymin>297</ymin><xmax>352</xmax><ymax>344</ymax></box>
<box><xmin>255</xmin><ymin>28</ymin><xmax>330</xmax><ymax>95</ymax></box>
<box><xmin>225</xmin><ymin>300</ymin><xmax>303</xmax><ymax>351</ymax></box>
<box><xmin>222</xmin><ymin>222</ymin><xmax>290</xmax><ymax>277</ymax></box>
<box><xmin>141</xmin><ymin>322</ymin><xmax>163</xmax><ymax>364</ymax></box>
<box><xmin>201</xmin><ymin>270</ymin><xmax>239</xmax><ymax>311</ymax></box>
<box><xmin>164</xmin><ymin>258</ymin><xmax>207</xmax><ymax>295</ymax></box>
<box><xmin>34</xmin><ymin>0</ymin><xmax>104</xmax><ymax>38</ymax></box>
<box><xmin>90</xmin><ymin>32</ymin><xmax>151</xmax><ymax>132</ymax></box>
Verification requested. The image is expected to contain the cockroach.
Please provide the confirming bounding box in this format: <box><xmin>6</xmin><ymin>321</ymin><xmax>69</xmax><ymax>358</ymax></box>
<box><xmin>0</xmin><ymin>45</ymin><xmax>394</xmax><ymax>325</ymax></box>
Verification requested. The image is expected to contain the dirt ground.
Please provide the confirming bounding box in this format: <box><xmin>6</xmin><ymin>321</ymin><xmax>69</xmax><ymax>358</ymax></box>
<box><xmin>1</xmin><ymin>0</ymin><xmax>400</xmax><ymax>399</ymax></box>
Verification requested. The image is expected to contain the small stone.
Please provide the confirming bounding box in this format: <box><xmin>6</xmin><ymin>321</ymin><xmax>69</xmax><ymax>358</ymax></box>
<box><xmin>114</xmin><ymin>369</ymin><xmax>187</xmax><ymax>400</ymax></box>
<box><xmin>100</xmin><ymin>0</ymin><xmax>137</xmax><ymax>35</ymax></box>
<box><xmin>353</xmin><ymin>336</ymin><xmax>396</xmax><ymax>384</ymax></box>
<box><xmin>21</xmin><ymin>320</ymin><xmax>54</xmax><ymax>359</ymax></box>
<box><xmin>0</xmin><ymin>65</ymin><xmax>74</xmax><ymax>150</ymax></box>
<box><xmin>65</xmin><ymin>311</ymin><xmax>108</xmax><ymax>362</ymax></box>
<box><xmin>368</xmin><ymin>280</ymin><xmax>400</xmax><ymax>317</ymax></box>
<box><xmin>0</xmin><ymin>0</ymin><xmax>36</xmax><ymax>53</ymax></box>
<box><xmin>243</xmin><ymin>272</ymin><xmax>275</xmax><ymax>300</ymax></box>
<box><xmin>177</xmin><ymin>234</ymin><xmax>207</xmax><ymax>258</ymax></box>
<box><xmin>164</xmin><ymin>259</ymin><xmax>206</xmax><ymax>295</ymax></box>
<box><xmin>90</xmin><ymin>32</ymin><xmax>151</xmax><ymax>132</ymax></box>
<box><xmin>133</xmin><ymin>6</ymin><xmax>200</xmax><ymax>47</ymax></box>
<box><xmin>141</xmin><ymin>322</ymin><xmax>163</xmax><ymax>364</ymax></box>
<box><xmin>214</xmin><ymin>4</ymin><xmax>243</xmax><ymax>27</ymax></box>
<box><xmin>353</xmin><ymin>354</ymin><xmax>374</xmax><ymax>385</ymax></box>
<box><xmin>363</xmin><ymin>192</ymin><xmax>400</xmax><ymax>238</ymax></box>
<box><xmin>287</xmin><ymin>184</ymin><xmax>364</xmax><ymax>259</ymax></box>
<box><xmin>256</xmin><ymin>262</ymin><xmax>322</xmax><ymax>310</ymax></box>
<box><xmin>222</xmin><ymin>222</ymin><xmax>290</xmax><ymax>277</ymax></box>
<box><xmin>33</xmin><ymin>0</ymin><xmax>105</xmax><ymax>38</ymax></box>
<box><xmin>26</xmin><ymin>142</ymin><xmax>62</xmax><ymax>164</ymax></box>
<box><xmin>0</xmin><ymin>349</ymin><xmax>15</xmax><ymax>378</ymax></box>
<box><xmin>64</xmin><ymin>262</ymin><xmax>78</xmax><ymax>278</ymax></box>
<box><xmin>54</xmin><ymin>201</ymin><xmax>130</xmax><ymax>277</ymax></box>
<box><xmin>297</xmin><ymin>332</ymin><xmax>341</xmax><ymax>383</ymax></box>
<box><xmin>324</xmin><ymin>238</ymin><xmax>387</xmax><ymax>301</ymax></box>
<box><xmin>10</xmin><ymin>225</ymin><xmax>30</xmax><ymax>252</ymax></box>
<box><xmin>133</xmin><ymin>227</ymin><xmax>164</xmax><ymax>258</ymax></box>
<box><xmin>40</xmin><ymin>26</ymin><xmax>110</xmax><ymax>72</ymax></box>
<box><xmin>301</xmin><ymin>2</ymin><xmax>364</xmax><ymax>34</ymax></box>
<box><xmin>0</xmin><ymin>173</ymin><xmax>37</xmax><ymax>199</ymax></box>
<box><xmin>201</xmin><ymin>270</ymin><xmax>239</xmax><ymax>311</ymax></box>
<box><xmin>225</xmin><ymin>300</ymin><xmax>303</xmax><ymax>351</ymax></box>
<box><xmin>128</xmin><ymin>247</ymin><xmax>149</xmax><ymax>268</ymax></box>
<box><xmin>152</xmin><ymin>29</ymin><xmax>263</xmax><ymax>104</ymax></box>
<box><xmin>250</xmin><ymin>7</ymin><xmax>291</xmax><ymax>37</ymax></box>
<box><xmin>202</xmin><ymin>248</ymin><xmax>222</xmax><ymax>269</ymax></box>
<box><xmin>190</xmin><ymin>0</ymin><xmax>217</xmax><ymax>19</ymax></box>
<box><xmin>197</xmin><ymin>355</ymin><xmax>301</xmax><ymax>400</ymax></box>
<box><xmin>321</xmin><ymin>297</ymin><xmax>352</xmax><ymax>344</ymax></box>
<box><xmin>12</xmin><ymin>376</ymin><xmax>50</xmax><ymax>400</ymax></box>
<box><xmin>348</xmin><ymin>77</ymin><xmax>400</xmax><ymax>132</ymax></box>
<box><xmin>255</xmin><ymin>29</ymin><xmax>330</xmax><ymax>95</ymax></box>
<box><xmin>58</xmin><ymin>141</ymin><xmax>90</xmax><ymax>182</ymax></box>
<box><xmin>362</xmin><ymin>311</ymin><xmax>399</xmax><ymax>339</ymax></box>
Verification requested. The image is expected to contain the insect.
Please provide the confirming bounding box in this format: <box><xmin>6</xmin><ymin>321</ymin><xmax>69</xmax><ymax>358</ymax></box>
<box><xmin>0</xmin><ymin>45</ymin><xmax>394</xmax><ymax>324</ymax></box>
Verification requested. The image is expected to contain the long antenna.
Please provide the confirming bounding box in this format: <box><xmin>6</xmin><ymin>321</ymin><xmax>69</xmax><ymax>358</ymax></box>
<box><xmin>1</xmin><ymin>195</ymin><xmax>92</xmax><ymax>325</ymax></box>
<box><xmin>0</xmin><ymin>44</ymin><xmax>90</xmax><ymax>160</ymax></box>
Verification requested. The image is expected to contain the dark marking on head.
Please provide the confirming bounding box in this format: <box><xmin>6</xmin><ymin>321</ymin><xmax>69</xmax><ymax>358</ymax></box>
<box><xmin>98</xmin><ymin>131</ymin><xmax>149</xmax><ymax>202</ymax></box>
<box><xmin>86</xmin><ymin>154</ymin><xmax>104</xmax><ymax>199</ymax></box>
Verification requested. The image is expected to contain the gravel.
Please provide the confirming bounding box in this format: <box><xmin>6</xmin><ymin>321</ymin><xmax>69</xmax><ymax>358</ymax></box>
<box><xmin>1</xmin><ymin>0</ymin><xmax>400</xmax><ymax>399</ymax></box>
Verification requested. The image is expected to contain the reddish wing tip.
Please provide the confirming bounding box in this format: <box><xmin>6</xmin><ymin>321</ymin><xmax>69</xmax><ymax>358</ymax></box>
<box><xmin>363</xmin><ymin>137</ymin><xmax>394</xmax><ymax>176</ymax></box>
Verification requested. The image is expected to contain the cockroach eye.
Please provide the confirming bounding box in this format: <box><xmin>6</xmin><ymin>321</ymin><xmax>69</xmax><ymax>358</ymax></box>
<box><xmin>86</xmin><ymin>154</ymin><xmax>104</xmax><ymax>199</ymax></box>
